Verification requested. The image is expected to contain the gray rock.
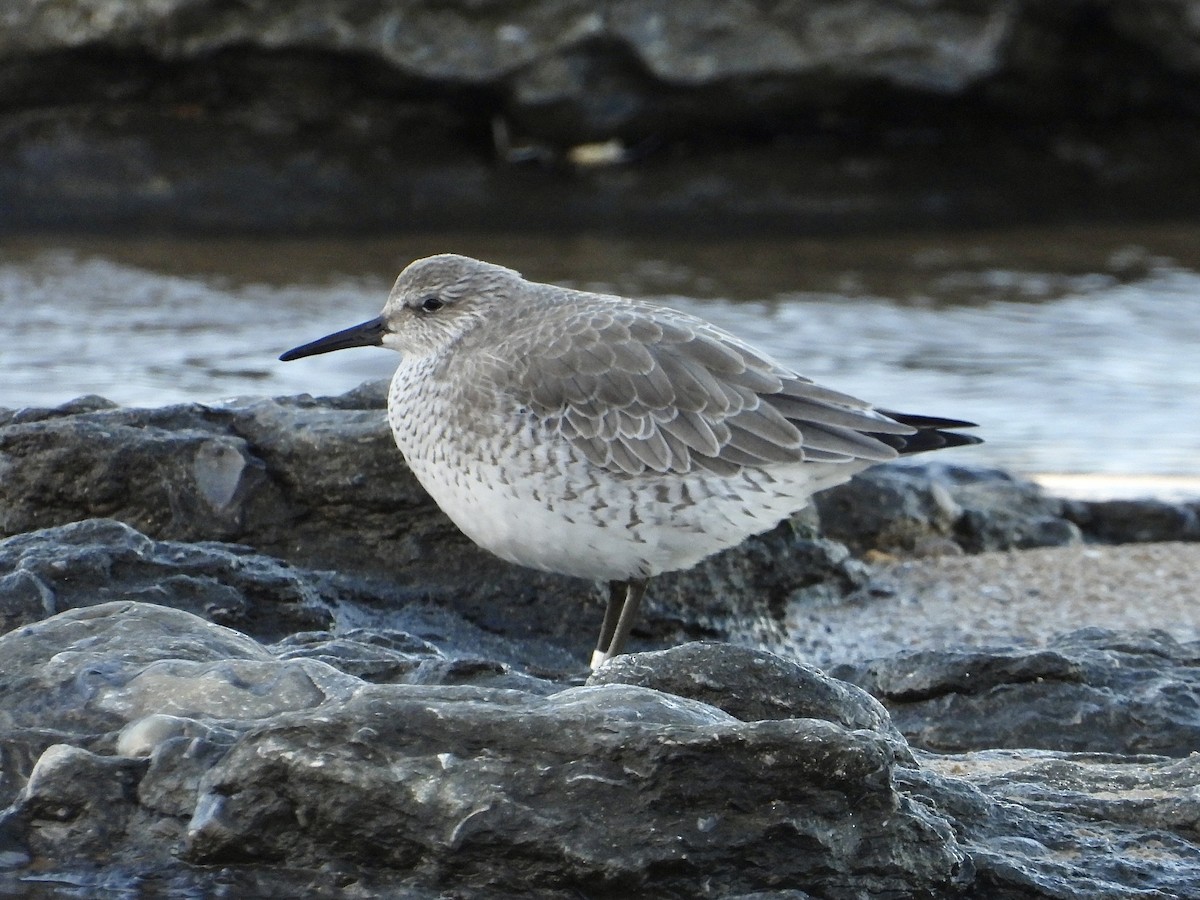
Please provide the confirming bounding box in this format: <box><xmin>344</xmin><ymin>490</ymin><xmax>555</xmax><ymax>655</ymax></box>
<box><xmin>0</xmin><ymin>603</ymin><xmax>967</xmax><ymax>897</ymax></box>
<box><xmin>4</xmin><ymin>743</ymin><xmax>149</xmax><ymax>866</ymax></box>
<box><xmin>0</xmin><ymin>518</ymin><xmax>333</xmax><ymax>640</ymax></box>
<box><xmin>1064</xmin><ymin>497</ymin><xmax>1200</xmax><ymax>544</ymax></box>
<box><xmin>273</xmin><ymin>629</ymin><xmax>561</xmax><ymax>695</ymax></box>
<box><xmin>814</xmin><ymin>462</ymin><xmax>1200</xmax><ymax>553</ymax></box>
<box><xmin>0</xmin><ymin>600</ymin><xmax>362</xmax><ymax>811</ymax></box>
<box><xmin>588</xmin><ymin>641</ymin><xmax>911</xmax><ymax>760</ymax></box>
<box><xmin>185</xmin><ymin>684</ymin><xmax>964</xmax><ymax>896</ymax></box>
<box><xmin>903</xmin><ymin>751</ymin><xmax>1200</xmax><ymax>899</ymax></box>
<box><xmin>836</xmin><ymin>628</ymin><xmax>1200</xmax><ymax>756</ymax></box>
<box><xmin>814</xmin><ymin>463</ymin><xmax>1085</xmax><ymax>554</ymax></box>
<box><xmin>3</xmin><ymin>603</ymin><xmax>1200</xmax><ymax>896</ymax></box>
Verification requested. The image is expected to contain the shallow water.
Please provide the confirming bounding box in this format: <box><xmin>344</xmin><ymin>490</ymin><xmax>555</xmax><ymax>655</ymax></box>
<box><xmin>2</xmin><ymin>226</ymin><xmax>1198</xmax><ymax>486</ymax></box>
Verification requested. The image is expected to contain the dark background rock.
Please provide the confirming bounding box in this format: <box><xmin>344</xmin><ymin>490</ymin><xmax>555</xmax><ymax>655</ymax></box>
<box><xmin>1063</xmin><ymin>497</ymin><xmax>1200</xmax><ymax>543</ymax></box>
<box><xmin>813</xmin><ymin>463</ymin><xmax>1087</xmax><ymax>554</ymax></box>
<box><xmin>814</xmin><ymin>462</ymin><xmax>1200</xmax><ymax>553</ymax></box>
<box><xmin>6</xmin><ymin>1</ymin><xmax>1200</xmax><ymax>233</ymax></box>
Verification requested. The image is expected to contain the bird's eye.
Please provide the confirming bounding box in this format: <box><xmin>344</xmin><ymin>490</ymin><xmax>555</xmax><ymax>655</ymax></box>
<box><xmin>420</xmin><ymin>296</ymin><xmax>444</xmax><ymax>312</ymax></box>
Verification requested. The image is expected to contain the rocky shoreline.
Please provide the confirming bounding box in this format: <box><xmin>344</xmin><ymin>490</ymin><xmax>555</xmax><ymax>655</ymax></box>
<box><xmin>7</xmin><ymin>1</ymin><xmax>1200</xmax><ymax>233</ymax></box>
<box><xmin>1</xmin><ymin>387</ymin><xmax>1198</xmax><ymax>897</ymax></box>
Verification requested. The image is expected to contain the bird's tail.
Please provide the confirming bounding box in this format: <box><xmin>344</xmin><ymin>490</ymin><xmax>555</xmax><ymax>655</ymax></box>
<box><xmin>870</xmin><ymin>411</ymin><xmax>982</xmax><ymax>455</ymax></box>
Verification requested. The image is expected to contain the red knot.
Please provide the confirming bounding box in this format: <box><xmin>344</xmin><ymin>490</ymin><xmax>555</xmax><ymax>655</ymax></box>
<box><xmin>281</xmin><ymin>254</ymin><xmax>980</xmax><ymax>668</ymax></box>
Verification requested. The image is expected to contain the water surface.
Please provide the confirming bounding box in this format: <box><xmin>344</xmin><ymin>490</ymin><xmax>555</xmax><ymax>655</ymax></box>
<box><xmin>3</xmin><ymin>226</ymin><xmax>1197</xmax><ymax>487</ymax></box>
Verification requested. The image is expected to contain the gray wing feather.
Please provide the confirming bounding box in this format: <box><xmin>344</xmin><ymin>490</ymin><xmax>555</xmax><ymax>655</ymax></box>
<box><xmin>660</xmin><ymin>408</ymin><xmax>722</xmax><ymax>457</ymax></box>
<box><xmin>509</xmin><ymin>298</ymin><xmax>909</xmax><ymax>476</ymax></box>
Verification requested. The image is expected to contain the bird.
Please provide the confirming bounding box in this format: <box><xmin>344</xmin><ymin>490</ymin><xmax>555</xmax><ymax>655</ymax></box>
<box><xmin>280</xmin><ymin>253</ymin><xmax>980</xmax><ymax>668</ymax></box>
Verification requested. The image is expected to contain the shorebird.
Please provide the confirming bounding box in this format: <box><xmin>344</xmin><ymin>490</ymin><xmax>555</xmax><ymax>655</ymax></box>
<box><xmin>281</xmin><ymin>254</ymin><xmax>979</xmax><ymax>668</ymax></box>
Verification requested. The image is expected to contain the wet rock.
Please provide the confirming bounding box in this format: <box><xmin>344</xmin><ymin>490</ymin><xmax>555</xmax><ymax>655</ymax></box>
<box><xmin>0</xmin><ymin>518</ymin><xmax>333</xmax><ymax>641</ymax></box>
<box><xmin>8</xmin><ymin>744</ymin><xmax>149</xmax><ymax>865</ymax></box>
<box><xmin>836</xmin><ymin>628</ymin><xmax>1200</xmax><ymax>756</ymax></box>
<box><xmin>904</xmin><ymin>752</ymin><xmax>1200</xmax><ymax>899</ymax></box>
<box><xmin>273</xmin><ymin>629</ymin><xmax>560</xmax><ymax>695</ymax></box>
<box><xmin>270</xmin><ymin>628</ymin><xmax>445</xmax><ymax>682</ymax></box>
<box><xmin>185</xmin><ymin>684</ymin><xmax>965</xmax><ymax>895</ymax></box>
<box><xmin>0</xmin><ymin>603</ymin><xmax>968</xmax><ymax>896</ymax></box>
<box><xmin>2</xmin><ymin>604</ymin><xmax>1199</xmax><ymax>896</ymax></box>
<box><xmin>4</xmin><ymin>604</ymin><xmax>1200</xmax><ymax>896</ymax></box>
<box><xmin>589</xmin><ymin>642</ymin><xmax>910</xmax><ymax>760</ymax></box>
<box><xmin>0</xmin><ymin>601</ymin><xmax>363</xmax><ymax>810</ymax></box>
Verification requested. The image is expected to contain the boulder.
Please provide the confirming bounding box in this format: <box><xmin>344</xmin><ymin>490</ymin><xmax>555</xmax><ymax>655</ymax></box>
<box><xmin>813</xmin><ymin>463</ymin><xmax>1085</xmax><ymax>555</ymax></box>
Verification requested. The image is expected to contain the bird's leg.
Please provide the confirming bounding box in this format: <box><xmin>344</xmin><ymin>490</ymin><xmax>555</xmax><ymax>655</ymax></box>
<box><xmin>592</xmin><ymin>581</ymin><xmax>626</xmax><ymax>669</ymax></box>
<box><xmin>590</xmin><ymin>578</ymin><xmax>649</xmax><ymax>669</ymax></box>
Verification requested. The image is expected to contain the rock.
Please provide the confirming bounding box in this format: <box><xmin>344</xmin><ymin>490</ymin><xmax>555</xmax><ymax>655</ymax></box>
<box><xmin>903</xmin><ymin>751</ymin><xmax>1200</xmax><ymax>899</ymax></box>
<box><xmin>0</xmin><ymin>518</ymin><xmax>333</xmax><ymax>641</ymax></box>
<box><xmin>6</xmin><ymin>744</ymin><xmax>148</xmax><ymax>866</ymax></box>
<box><xmin>273</xmin><ymin>629</ymin><xmax>560</xmax><ymax>695</ymax></box>
<box><xmin>835</xmin><ymin>628</ymin><xmax>1200</xmax><ymax>756</ymax></box>
<box><xmin>0</xmin><ymin>603</ymin><xmax>968</xmax><ymax>896</ymax></box>
<box><xmin>4</xmin><ymin>603</ymin><xmax>1200</xmax><ymax>896</ymax></box>
<box><xmin>0</xmin><ymin>602</ymin><xmax>356</xmax><ymax>807</ymax></box>
<box><xmin>0</xmin><ymin>391</ymin><xmax>408</xmax><ymax>557</ymax></box>
<box><xmin>185</xmin><ymin>684</ymin><xmax>965</xmax><ymax>895</ymax></box>
<box><xmin>815</xmin><ymin>462</ymin><xmax>1200</xmax><ymax>553</ymax></box>
<box><xmin>5</xmin><ymin>2</ymin><xmax>1200</xmax><ymax>231</ymax></box>
<box><xmin>814</xmin><ymin>463</ymin><xmax>1084</xmax><ymax>554</ymax></box>
<box><xmin>588</xmin><ymin>642</ymin><xmax>911</xmax><ymax>761</ymax></box>
<box><xmin>1064</xmin><ymin>497</ymin><xmax>1200</xmax><ymax>543</ymax></box>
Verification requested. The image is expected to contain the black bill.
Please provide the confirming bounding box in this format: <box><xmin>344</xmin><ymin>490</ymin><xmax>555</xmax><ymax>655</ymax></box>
<box><xmin>279</xmin><ymin>316</ymin><xmax>387</xmax><ymax>361</ymax></box>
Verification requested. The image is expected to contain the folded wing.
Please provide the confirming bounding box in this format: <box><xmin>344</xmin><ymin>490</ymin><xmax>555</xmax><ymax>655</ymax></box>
<box><xmin>507</xmin><ymin>301</ymin><xmax>977</xmax><ymax>477</ymax></box>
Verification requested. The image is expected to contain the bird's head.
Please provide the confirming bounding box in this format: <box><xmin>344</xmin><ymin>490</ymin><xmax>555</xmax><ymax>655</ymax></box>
<box><xmin>279</xmin><ymin>254</ymin><xmax>521</xmax><ymax>362</ymax></box>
